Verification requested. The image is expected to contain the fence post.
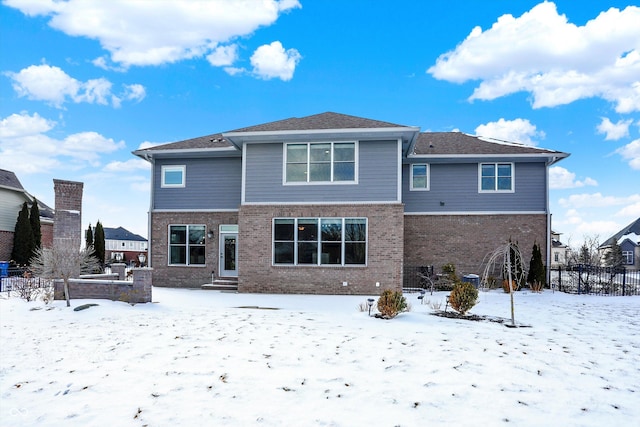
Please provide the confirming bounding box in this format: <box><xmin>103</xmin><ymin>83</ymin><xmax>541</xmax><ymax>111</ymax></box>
<box><xmin>577</xmin><ymin>264</ymin><xmax>582</xmax><ymax>295</ymax></box>
<box><xmin>622</xmin><ymin>267</ymin><xmax>626</xmax><ymax>296</ymax></box>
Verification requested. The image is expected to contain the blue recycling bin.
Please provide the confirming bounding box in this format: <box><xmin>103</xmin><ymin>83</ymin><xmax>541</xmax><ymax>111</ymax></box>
<box><xmin>463</xmin><ymin>274</ymin><xmax>480</xmax><ymax>288</ymax></box>
<box><xmin>0</xmin><ymin>261</ymin><xmax>9</xmax><ymax>278</ymax></box>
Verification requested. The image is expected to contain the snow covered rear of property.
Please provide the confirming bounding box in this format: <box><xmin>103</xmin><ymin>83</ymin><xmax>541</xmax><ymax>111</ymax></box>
<box><xmin>1</xmin><ymin>288</ymin><xmax>639</xmax><ymax>426</ymax></box>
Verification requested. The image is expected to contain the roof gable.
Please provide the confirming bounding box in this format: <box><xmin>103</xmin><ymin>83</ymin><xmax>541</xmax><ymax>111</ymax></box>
<box><xmin>0</xmin><ymin>169</ymin><xmax>25</xmax><ymax>191</ymax></box>
<box><xmin>601</xmin><ymin>217</ymin><xmax>640</xmax><ymax>247</ymax></box>
<box><xmin>229</xmin><ymin>112</ymin><xmax>409</xmax><ymax>132</ymax></box>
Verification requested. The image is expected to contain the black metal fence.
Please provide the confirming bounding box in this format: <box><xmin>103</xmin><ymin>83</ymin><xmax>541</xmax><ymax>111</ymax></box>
<box><xmin>0</xmin><ymin>267</ymin><xmax>50</xmax><ymax>293</ymax></box>
<box><xmin>550</xmin><ymin>264</ymin><xmax>640</xmax><ymax>296</ymax></box>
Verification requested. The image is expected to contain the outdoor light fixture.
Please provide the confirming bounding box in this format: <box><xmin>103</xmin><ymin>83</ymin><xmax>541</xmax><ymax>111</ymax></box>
<box><xmin>138</xmin><ymin>253</ymin><xmax>146</xmax><ymax>267</ymax></box>
<box><xmin>207</xmin><ymin>230</ymin><xmax>214</xmax><ymax>239</ymax></box>
<box><xmin>367</xmin><ymin>298</ymin><xmax>375</xmax><ymax>316</ymax></box>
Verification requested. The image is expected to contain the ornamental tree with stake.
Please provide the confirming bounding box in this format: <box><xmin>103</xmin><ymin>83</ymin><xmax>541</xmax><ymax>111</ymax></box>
<box><xmin>481</xmin><ymin>240</ymin><xmax>527</xmax><ymax>327</ymax></box>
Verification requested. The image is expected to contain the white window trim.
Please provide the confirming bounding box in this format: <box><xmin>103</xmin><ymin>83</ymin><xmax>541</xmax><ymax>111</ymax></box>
<box><xmin>478</xmin><ymin>162</ymin><xmax>515</xmax><ymax>193</ymax></box>
<box><xmin>161</xmin><ymin>165</ymin><xmax>186</xmax><ymax>188</ymax></box>
<box><xmin>622</xmin><ymin>251</ymin><xmax>634</xmax><ymax>265</ymax></box>
<box><xmin>410</xmin><ymin>163</ymin><xmax>430</xmax><ymax>191</ymax></box>
<box><xmin>272</xmin><ymin>217</ymin><xmax>368</xmax><ymax>266</ymax></box>
<box><xmin>283</xmin><ymin>141</ymin><xmax>358</xmax><ymax>185</ymax></box>
<box><xmin>168</xmin><ymin>224</ymin><xmax>207</xmax><ymax>267</ymax></box>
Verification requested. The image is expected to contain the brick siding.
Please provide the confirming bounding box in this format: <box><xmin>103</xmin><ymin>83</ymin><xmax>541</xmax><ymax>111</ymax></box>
<box><xmin>404</xmin><ymin>214</ymin><xmax>548</xmax><ymax>276</ymax></box>
<box><xmin>150</xmin><ymin>211</ymin><xmax>239</xmax><ymax>288</ymax></box>
<box><xmin>53</xmin><ymin>180</ymin><xmax>83</xmax><ymax>249</ymax></box>
<box><xmin>238</xmin><ymin>204</ymin><xmax>404</xmax><ymax>294</ymax></box>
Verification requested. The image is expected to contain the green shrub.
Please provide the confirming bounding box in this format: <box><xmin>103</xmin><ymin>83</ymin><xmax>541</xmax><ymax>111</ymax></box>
<box><xmin>449</xmin><ymin>282</ymin><xmax>478</xmax><ymax>315</ymax></box>
<box><xmin>376</xmin><ymin>289</ymin><xmax>408</xmax><ymax>318</ymax></box>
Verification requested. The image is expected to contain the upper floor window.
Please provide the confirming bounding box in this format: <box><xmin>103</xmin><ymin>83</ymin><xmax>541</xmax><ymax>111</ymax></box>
<box><xmin>622</xmin><ymin>251</ymin><xmax>634</xmax><ymax>265</ymax></box>
<box><xmin>168</xmin><ymin>225</ymin><xmax>206</xmax><ymax>266</ymax></box>
<box><xmin>162</xmin><ymin>165</ymin><xmax>186</xmax><ymax>188</ymax></box>
<box><xmin>410</xmin><ymin>164</ymin><xmax>429</xmax><ymax>190</ymax></box>
<box><xmin>479</xmin><ymin>163</ymin><xmax>514</xmax><ymax>192</ymax></box>
<box><xmin>285</xmin><ymin>142</ymin><xmax>356</xmax><ymax>183</ymax></box>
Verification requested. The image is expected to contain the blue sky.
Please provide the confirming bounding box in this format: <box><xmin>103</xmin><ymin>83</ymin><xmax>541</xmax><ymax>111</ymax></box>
<box><xmin>1</xmin><ymin>0</ymin><xmax>639</xmax><ymax>248</ymax></box>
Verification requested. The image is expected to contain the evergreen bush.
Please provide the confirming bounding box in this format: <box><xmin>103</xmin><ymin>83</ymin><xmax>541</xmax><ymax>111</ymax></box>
<box><xmin>376</xmin><ymin>289</ymin><xmax>408</xmax><ymax>319</ymax></box>
<box><xmin>449</xmin><ymin>281</ymin><xmax>478</xmax><ymax>315</ymax></box>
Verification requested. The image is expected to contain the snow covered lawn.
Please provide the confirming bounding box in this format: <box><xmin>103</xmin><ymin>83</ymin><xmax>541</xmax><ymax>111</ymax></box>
<box><xmin>1</xmin><ymin>288</ymin><xmax>639</xmax><ymax>426</ymax></box>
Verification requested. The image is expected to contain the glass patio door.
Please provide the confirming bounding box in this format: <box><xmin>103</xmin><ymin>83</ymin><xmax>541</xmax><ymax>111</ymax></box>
<box><xmin>219</xmin><ymin>225</ymin><xmax>238</xmax><ymax>277</ymax></box>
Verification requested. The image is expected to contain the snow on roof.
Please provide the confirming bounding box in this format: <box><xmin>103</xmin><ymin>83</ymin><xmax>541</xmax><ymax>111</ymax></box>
<box><xmin>618</xmin><ymin>232</ymin><xmax>640</xmax><ymax>245</ymax></box>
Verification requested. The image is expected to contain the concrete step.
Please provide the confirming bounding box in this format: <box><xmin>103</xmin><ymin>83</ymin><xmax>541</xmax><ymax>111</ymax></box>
<box><xmin>202</xmin><ymin>279</ymin><xmax>238</xmax><ymax>291</ymax></box>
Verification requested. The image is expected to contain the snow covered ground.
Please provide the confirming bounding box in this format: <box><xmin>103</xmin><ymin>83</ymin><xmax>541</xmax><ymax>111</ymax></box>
<box><xmin>1</xmin><ymin>288</ymin><xmax>639</xmax><ymax>426</ymax></box>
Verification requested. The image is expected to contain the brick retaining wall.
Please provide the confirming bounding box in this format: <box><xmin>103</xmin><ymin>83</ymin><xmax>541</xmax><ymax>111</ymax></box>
<box><xmin>54</xmin><ymin>267</ymin><xmax>152</xmax><ymax>304</ymax></box>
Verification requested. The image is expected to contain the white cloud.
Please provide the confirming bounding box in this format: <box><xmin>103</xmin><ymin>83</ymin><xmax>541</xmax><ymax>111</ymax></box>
<box><xmin>596</xmin><ymin>117</ymin><xmax>633</xmax><ymax>140</ymax></box>
<box><xmin>0</xmin><ymin>111</ymin><xmax>55</xmax><ymax>138</ymax></box>
<box><xmin>549</xmin><ymin>166</ymin><xmax>598</xmax><ymax>189</ymax></box>
<box><xmin>103</xmin><ymin>159</ymin><xmax>150</xmax><ymax>173</ymax></box>
<box><xmin>137</xmin><ymin>141</ymin><xmax>166</xmax><ymax>150</ymax></box>
<box><xmin>615</xmin><ymin>139</ymin><xmax>640</xmax><ymax>170</ymax></box>
<box><xmin>4</xmin><ymin>0</ymin><xmax>301</xmax><ymax>69</ymax></box>
<box><xmin>558</xmin><ymin>192</ymin><xmax>640</xmax><ymax>209</ymax></box>
<box><xmin>0</xmin><ymin>111</ymin><xmax>126</xmax><ymax>174</ymax></box>
<box><xmin>428</xmin><ymin>3</ymin><xmax>640</xmax><ymax>113</ymax></box>
<box><xmin>6</xmin><ymin>64</ymin><xmax>146</xmax><ymax>108</ymax></box>
<box><xmin>474</xmin><ymin>118</ymin><xmax>544</xmax><ymax>145</ymax></box>
<box><xmin>250</xmin><ymin>41</ymin><xmax>301</xmax><ymax>81</ymax></box>
<box><xmin>206</xmin><ymin>45</ymin><xmax>238</xmax><ymax>67</ymax></box>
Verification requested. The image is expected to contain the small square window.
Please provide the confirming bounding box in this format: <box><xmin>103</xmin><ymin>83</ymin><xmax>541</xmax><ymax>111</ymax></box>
<box><xmin>479</xmin><ymin>163</ymin><xmax>513</xmax><ymax>192</ymax></box>
<box><xmin>162</xmin><ymin>165</ymin><xmax>186</xmax><ymax>188</ymax></box>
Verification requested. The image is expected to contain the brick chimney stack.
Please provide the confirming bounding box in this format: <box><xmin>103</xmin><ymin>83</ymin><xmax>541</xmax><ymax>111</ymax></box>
<box><xmin>53</xmin><ymin>179</ymin><xmax>83</xmax><ymax>250</ymax></box>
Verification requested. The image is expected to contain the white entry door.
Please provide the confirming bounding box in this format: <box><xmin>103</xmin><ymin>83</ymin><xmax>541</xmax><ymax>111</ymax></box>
<box><xmin>219</xmin><ymin>225</ymin><xmax>238</xmax><ymax>277</ymax></box>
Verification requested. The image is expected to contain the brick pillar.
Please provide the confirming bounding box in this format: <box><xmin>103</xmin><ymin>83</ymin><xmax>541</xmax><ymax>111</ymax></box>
<box><xmin>53</xmin><ymin>179</ymin><xmax>83</xmax><ymax>250</ymax></box>
<box><xmin>111</xmin><ymin>263</ymin><xmax>126</xmax><ymax>280</ymax></box>
<box><xmin>131</xmin><ymin>268</ymin><xmax>152</xmax><ymax>303</ymax></box>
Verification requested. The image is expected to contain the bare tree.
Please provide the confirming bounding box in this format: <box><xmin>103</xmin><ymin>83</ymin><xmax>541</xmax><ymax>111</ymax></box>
<box><xmin>30</xmin><ymin>241</ymin><xmax>101</xmax><ymax>307</ymax></box>
<box><xmin>481</xmin><ymin>241</ymin><xmax>527</xmax><ymax>327</ymax></box>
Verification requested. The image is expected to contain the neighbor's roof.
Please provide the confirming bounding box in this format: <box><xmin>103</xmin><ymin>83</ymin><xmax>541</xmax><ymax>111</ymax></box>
<box><xmin>600</xmin><ymin>217</ymin><xmax>640</xmax><ymax>247</ymax></box>
<box><xmin>412</xmin><ymin>132</ymin><xmax>567</xmax><ymax>156</ymax></box>
<box><xmin>104</xmin><ymin>226</ymin><xmax>147</xmax><ymax>242</ymax></box>
<box><xmin>0</xmin><ymin>169</ymin><xmax>25</xmax><ymax>191</ymax></box>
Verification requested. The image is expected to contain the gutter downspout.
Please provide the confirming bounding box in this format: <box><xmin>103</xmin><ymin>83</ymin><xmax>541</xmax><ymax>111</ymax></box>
<box><xmin>545</xmin><ymin>156</ymin><xmax>556</xmax><ymax>286</ymax></box>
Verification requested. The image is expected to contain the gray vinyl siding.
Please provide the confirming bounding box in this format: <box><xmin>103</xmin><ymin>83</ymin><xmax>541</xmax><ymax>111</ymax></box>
<box><xmin>244</xmin><ymin>141</ymin><xmax>399</xmax><ymax>203</ymax></box>
<box><xmin>403</xmin><ymin>162</ymin><xmax>547</xmax><ymax>212</ymax></box>
<box><xmin>0</xmin><ymin>189</ymin><xmax>26</xmax><ymax>232</ymax></box>
<box><xmin>153</xmin><ymin>157</ymin><xmax>241</xmax><ymax>210</ymax></box>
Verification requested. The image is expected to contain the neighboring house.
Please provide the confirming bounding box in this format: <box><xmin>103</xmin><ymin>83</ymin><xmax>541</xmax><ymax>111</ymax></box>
<box><xmin>599</xmin><ymin>218</ymin><xmax>640</xmax><ymax>269</ymax></box>
<box><xmin>0</xmin><ymin>169</ymin><xmax>54</xmax><ymax>261</ymax></box>
<box><xmin>104</xmin><ymin>226</ymin><xmax>148</xmax><ymax>265</ymax></box>
<box><xmin>134</xmin><ymin>112</ymin><xmax>569</xmax><ymax>294</ymax></box>
<box><xmin>550</xmin><ymin>230</ymin><xmax>570</xmax><ymax>268</ymax></box>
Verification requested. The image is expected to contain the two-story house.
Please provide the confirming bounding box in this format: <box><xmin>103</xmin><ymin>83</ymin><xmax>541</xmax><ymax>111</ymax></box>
<box><xmin>134</xmin><ymin>112</ymin><xmax>569</xmax><ymax>294</ymax></box>
<box><xmin>104</xmin><ymin>226</ymin><xmax>148</xmax><ymax>266</ymax></box>
<box><xmin>599</xmin><ymin>217</ymin><xmax>640</xmax><ymax>269</ymax></box>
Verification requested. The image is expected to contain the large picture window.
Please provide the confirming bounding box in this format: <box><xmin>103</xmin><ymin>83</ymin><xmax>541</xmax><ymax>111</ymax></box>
<box><xmin>273</xmin><ymin>218</ymin><xmax>367</xmax><ymax>266</ymax></box>
<box><xmin>285</xmin><ymin>142</ymin><xmax>356</xmax><ymax>183</ymax></box>
<box><xmin>169</xmin><ymin>225</ymin><xmax>206</xmax><ymax>265</ymax></box>
<box><xmin>479</xmin><ymin>163</ymin><xmax>513</xmax><ymax>192</ymax></box>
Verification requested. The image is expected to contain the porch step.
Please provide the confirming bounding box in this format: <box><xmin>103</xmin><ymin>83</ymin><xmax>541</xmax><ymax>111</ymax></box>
<box><xmin>202</xmin><ymin>279</ymin><xmax>238</xmax><ymax>291</ymax></box>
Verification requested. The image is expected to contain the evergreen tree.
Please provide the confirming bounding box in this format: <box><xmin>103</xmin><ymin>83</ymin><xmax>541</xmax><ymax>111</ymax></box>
<box><xmin>85</xmin><ymin>223</ymin><xmax>94</xmax><ymax>249</ymax></box>
<box><xmin>30</xmin><ymin>199</ymin><xmax>42</xmax><ymax>249</ymax></box>
<box><xmin>11</xmin><ymin>202</ymin><xmax>35</xmax><ymax>265</ymax></box>
<box><xmin>603</xmin><ymin>242</ymin><xmax>624</xmax><ymax>269</ymax></box>
<box><xmin>93</xmin><ymin>221</ymin><xmax>105</xmax><ymax>268</ymax></box>
<box><xmin>527</xmin><ymin>242</ymin><xmax>545</xmax><ymax>287</ymax></box>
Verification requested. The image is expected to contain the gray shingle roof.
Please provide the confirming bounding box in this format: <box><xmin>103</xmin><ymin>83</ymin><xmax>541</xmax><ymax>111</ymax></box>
<box><xmin>104</xmin><ymin>226</ymin><xmax>147</xmax><ymax>242</ymax></box>
<box><xmin>229</xmin><ymin>112</ymin><xmax>408</xmax><ymax>132</ymax></box>
<box><xmin>413</xmin><ymin>132</ymin><xmax>563</xmax><ymax>156</ymax></box>
<box><xmin>136</xmin><ymin>133</ymin><xmax>232</xmax><ymax>152</ymax></box>
<box><xmin>0</xmin><ymin>169</ymin><xmax>25</xmax><ymax>190</ymax></box>
<box><xmin>601</xmin><ymin>217</ymin><xmax>640</xmax><ymax>247</ymax></box>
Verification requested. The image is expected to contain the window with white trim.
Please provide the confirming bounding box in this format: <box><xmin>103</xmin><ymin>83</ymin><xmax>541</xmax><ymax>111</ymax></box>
<box><xmin>410</xmin><ymin>164</ymin><xmax>429</xmax><ymax>190</ymax></box>
<box><xmin>285</xmin><ymin>142</ymin><xmax>356</xmax><ymax>183</ymax></box>
<box><xmin>622</xmin><ymin>251</ymin><xmax>634</xmax><ymax>265</ymax></box>
<box><xmin>162</xmin><ymin>165</ymin><xmax>186</xmax><ymax>188</ymax></box>
<box><xmin>273</xmin><ymin>218</ymin><xmax>367</xmax><ymax>265</ymax></box>
<box><xmin>169</xmin><ymin>225</ymin><xmax>206</xmax><ymax>265</ymax></box>
<box><xmin>479</xmin><ymin>163</ymin><xmax>514</xmax><ymax>192</ymax></box>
